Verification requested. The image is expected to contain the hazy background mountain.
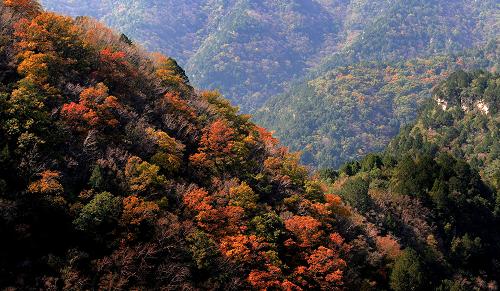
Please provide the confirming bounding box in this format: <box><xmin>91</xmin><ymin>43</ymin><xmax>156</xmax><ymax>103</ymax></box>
<box><xmin>40</xmin><ymin>0</ymin><xmax>499</xmax><ymax>168</ymax></box>
<box><xmin>255</xmin><ymin>44</ymin><xmax>499</xmax><ymax>168</ymax></box>
<box><xmin>1</xmin><ymin>2</ymin><xmax>499</xmax><ymax>289</ymax></box>
<box><xmin>40</xmin><ymin>0</ymin><xmax>347</xmax><ymax>109</ymax></box>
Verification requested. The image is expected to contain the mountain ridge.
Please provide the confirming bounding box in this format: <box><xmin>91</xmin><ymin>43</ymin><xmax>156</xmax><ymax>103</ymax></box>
<box><xmin>39</xmin><ymin>0</ymin><xmax>500</xmax><ymax>169</ymax></box>
<box><xmin>40</xmin><ymin>0</ymin><xmax>499</xmax><ymax>111</ymax></box>
<box><xmin>1</xmin><ymin>1</ymin><xmax>499</xmax><ymax>290</ymax></box>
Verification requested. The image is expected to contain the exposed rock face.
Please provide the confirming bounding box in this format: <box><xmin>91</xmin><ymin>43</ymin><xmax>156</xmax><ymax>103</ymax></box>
<box><xmin>476</xmin><ymin>100</ymin><xmax>490</xmax><ymax>114</ymax></box>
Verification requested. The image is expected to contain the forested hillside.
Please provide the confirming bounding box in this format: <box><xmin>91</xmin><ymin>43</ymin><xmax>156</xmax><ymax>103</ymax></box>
<box><xmin>327</xmin><ymin>71</ymin><xmax>500</xmax><ymax>290</ymax></box>
<box><xmin>388</xmin><ymin>70</ymin><xmax>499</xmax><ymax>190</ymax></box>
<box><xmin>256</xmin><ymin>44</ymin><xmax>499</xmax><ymax>168</ymax></box>
<box><xmin>1</xmin><ymin>1</ymin><xmax>499</xmax><ymax>290</ymax></box>
<box><xmin>40</xmin><ymin>0</ymin><xmax>499</xmax><ymax>112</ymax></box>
<box><xmin>40</xmin><ymin>0</ymin><xmax>499</xmax><ymax>169</ymax></box>
<box><xmin>0</xmin><ymin>1</ymin><xmax>355</xmax><ymax>289</ymax></box>
<box><xmin>253</xmin><ymin>0</ymin><xmax>498</xmax><ymax>168</ymax></box>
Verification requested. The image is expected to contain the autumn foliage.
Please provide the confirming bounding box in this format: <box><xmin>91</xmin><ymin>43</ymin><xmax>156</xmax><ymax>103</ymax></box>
<box><xmin>285</xmin><ymin>215</ymin><xmax>323</xmax><ymax>248</ymax></box>
<box><xmin>0</xmin><ymin>3</ymin><xmax>357</xmax><ymax>290</ymax></box>
<box><xmin>4</xmin><ymin>0</ymin><xmax>39</xmax><ymax>17</ymax></box>
<box><xmin>28</xmin><ymin>170</ymin><xmax>63</xmax><ymax>194</ymax></box>
<box><xmin>61</xmin><ymin>83</ymin><xmax>120</xmax><ymax>131</ymax></box>
<box><xmin>121</xmin><ymin>195</ymin><xmax>159</xmax><ymax>226</ymax></box>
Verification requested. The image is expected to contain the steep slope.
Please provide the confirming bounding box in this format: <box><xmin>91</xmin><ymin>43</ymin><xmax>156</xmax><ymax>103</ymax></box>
<box><xmin>256</xmin><ymin>44</ymin><xmax>499</xmax><ymax>168</ymax></box>
<box><xmin>190</xmin><ymin>0</ymin><xmax>498</xmax><ymax>109</ymax></box>
<box><xmin>39</xmin><ymin>0</ymin><xmax>499</xmax><ymax>112</ymax></box>
<box><xmin>327</xmin><ymin>71</ymin><xmax>500</xmax><ymax>289</ymax></box>
<box><xmin>2</xmin><ymin>1</ymin><xmax>428</xmax><ymax>290</ymax></box>
<box><xmin>1</xmin><ymin>2</ymin><xmax>499</xmax><ymax>290</ymax></box>
<box><xmin>188</xmin><ymin>0</ymin><xmax>498</xmax><ymax>110</ymax></box>
<box><xmin>1</xmin><ymin>2</ymin><xmax>361</xmax><ymax>289</ymax></box>
<box><xmin>186</xmin><ymin>0</ymin><xmax>344</xmax><ymax>110</ymax></box>
<box><xmin>388</xmin><ymin>70</ymin><xmax>499</xmax><ymax>189</ymax></box>
<box><xmin>40</xmin><ymin>0</ymin><xmax>499</xmax><ymax>171</ymax></box>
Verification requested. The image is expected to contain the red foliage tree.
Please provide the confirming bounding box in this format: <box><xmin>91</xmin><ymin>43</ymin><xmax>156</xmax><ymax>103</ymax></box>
<box><xmin>284</xmin><ymin>215</ymin><xmax>323</xmax><ymax>248</ymax></box>
<box><xmin>248</xmin><ymin>264</ymin><xmax>282</xmax><ymax>290</ymax></box>
<box><xmin>61</xmin><ymin>83</ymin><xmax>120</xmax><ymax>131</ymax></box>
<box><xmin>96</xmin><ymin>47</ymin><xmax>135</xmax><ymax>88</ymax></box>
<box><xmin>183</xmin><ymin>187</ymin><xmax>213</xmax><ymax>213</ymax></box>
<box><xmin>306</xmin><ymin>246</ymin><xmax>346</xmax><ymax>288</ymax></box>
<box><xmin>200</xmin><ymin>119</ymin><xmax>235</xmax><ymax>154</ymax></box>
<box><xmin>254</xmin><ymin>125</ymin><xmax>279</xmax><ymax>150</ymax></box>
<box><xmin>189</xmin><ymin>118</ymin><xmax>240</xmax><ymax>175</ymax></box>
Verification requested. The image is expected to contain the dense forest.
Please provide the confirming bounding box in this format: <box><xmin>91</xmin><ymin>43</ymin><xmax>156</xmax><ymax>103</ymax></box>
<box><xmin>0</xmin><ymin>1</ymin><xmax>371</xmax><ymax>289</ymax></box>
<box><xmin>40</xmin><ymin>0</ymin><xmax>499</xmax><ymax>169</ymax></box>
<box><xmin>388</xmin><ymin>70</ymin><xmax>499</xmax><ymax>188</ymax></box>
<box><xmin>326</xmin><ymin>70</ymin><xmax>500</xmax><ymax>290</ymax></box>
<box><xmin>39</xmin><ymin>0</ymin><xmax>348</xmax><ymax>110</ymax></box>
<box><xmin>0</xmin><ymin>1</ymin><xmax>499</xmax><ymax>290</ymax></box>
<box><xmin>256</xmin><ymin>45</ymin><xmax>499</xmax><ymax>168</ymax></box>
<box><xmin>40</xmin><ymin>0</ymin><xmax>499</xmax><ymax>111</ymax></box>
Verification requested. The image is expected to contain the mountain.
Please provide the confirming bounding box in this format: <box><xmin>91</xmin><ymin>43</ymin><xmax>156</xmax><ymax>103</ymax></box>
<box><xmin>39</xmin><ymin>0</ymin><xmax>345</xmax><ymax>110</ymax></box>
<box><xmin>40</xmin><ymin>0</ymin><xmax>499</xmax><ymax>169</ymax></box>
<box><xmin>255</xmin><ymin>44</ymin><xmax>499</xmax><ymax>169</ymax></box>
<box><xmin>1</xmin><ymin>2</ymin><xmax>358</xmax><ymax>289</ymax></box>
<box><xmin>38</xmin><ymin>0</ymin><xmax>210</xmax><ymax>64</ymax></box>
<box><xmin>39</xmin><ymin>0</ymin><xmax>499</xmax><ymax>111</ymax></box>
<box><xmin>253</xmin><ymin>0</ymin><xmax>499</xmax><ymax>168</ymax></box>
<box><xmin>1</xmin><ymin>2</ymin><xmax>499</xmax><ymax>290</ymax></box>
<box><xmin>327</xmin><ymin>70</ymin><xmax>500</xmax><ymax>289</ymax></box>
<box><xmin>388</xmin><ymin>69</ymin><xmax>499</xmax><ymax>190</ymax></box>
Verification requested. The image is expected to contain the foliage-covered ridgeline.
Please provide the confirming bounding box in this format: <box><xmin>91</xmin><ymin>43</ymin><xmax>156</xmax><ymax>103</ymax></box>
<box><xmin>388</xmin><ymin>70</ymin><xmax>499</xmax><ymax>190</ymax></box>
<box><xmin>0</xmin><ymin>1</ymin><xmax>396</xmax><ymax>289</ymax></box>
<box><xmin>39</xmin><ymin>0</ymin><xmax>499</xmax><ymax>172</ymax></box>
<box><xmin>324</xmin><ymin>71</ymin><xmax>500</xmax><ymax>290</ymax></box>
<box><xmin>256</xmin><ymin>44</ymin><xmax>499</xmax><ymax>169</ymax></box>
<box><xmin>39</xmin><ymin>0</ymin><xmax>499</xmax><ymax>112</ymax></box>
<box><xmin>39</xmin><ymin>0</ymin><xmax>210</xmax><ymax>65</ymax></box>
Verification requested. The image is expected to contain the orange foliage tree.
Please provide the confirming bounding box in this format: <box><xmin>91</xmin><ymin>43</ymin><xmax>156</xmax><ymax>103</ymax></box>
<box><xmin>248</xmin><ymin>264</ymin><xmax>283</xmax><ymax>290</ymax></box>
<box><xmin>182</xmin><ymin>186</ymin><xmax>246</xmax><ymax>234</ymax></box>
<box><xmin>121</xmin><ymin>195</ymin><xmax>159</xmax><ymax>226</ymax></box>
<box><xmin>183</xmin><ymin>187</ymin><xmax>213</xmax><ymax>213</ymax></box>
<box><xmin>61</xmin><ymin>83</ymin><xmax>120</xmax><ymax>131</ymax></box>
<box><xmin>162</xmin><ymin>92</ymin><xmax>196</xmax><ymax>118</ymax></box>
<box><xmin>305</xmin><ymin>246</ymin><xmax>346</xmax><ymax>289</ymax></box>
<box><xmin>152</xmin><ymin>53</ymin><xmax>191</xmax><ymax>93</ymax></box>
<box><xmin>9</xmin><ymin>11</ymin><xmax>87</xmax><ymax>137</ymax></box>
<box><xmin>284</xmin><ymin>215</ymin><xmax>323</xmax><ymax>248</ymax></box>
<box><xmin>219</xmin><ymin>234</ymin><xmax>266</xmax><ymax>265</ymax></box>
<box><xmin>189</xmin><ymin>118</ymin><xmax>238</xmax><ymax>175</ymax></box>
<box><xmin>200</xmin><ymin>119</ymin><xmax>235</xmax><ymax>155</ymax></box>
<box><xmin>28</xmin><ymin>170</ymin><xmax>63</xmax><ymax>194</ymax></box>
<box><xmin>14</xmin><ymin>12</ymin><xmax>86</xmax><ymax>85</ymax></box>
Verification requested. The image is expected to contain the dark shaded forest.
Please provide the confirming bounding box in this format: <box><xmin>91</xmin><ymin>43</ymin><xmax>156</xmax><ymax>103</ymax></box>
<box><xmin>0</xmin><ymin>1</ymin><xmax>499</xmax><ymax>290</ymax></box>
